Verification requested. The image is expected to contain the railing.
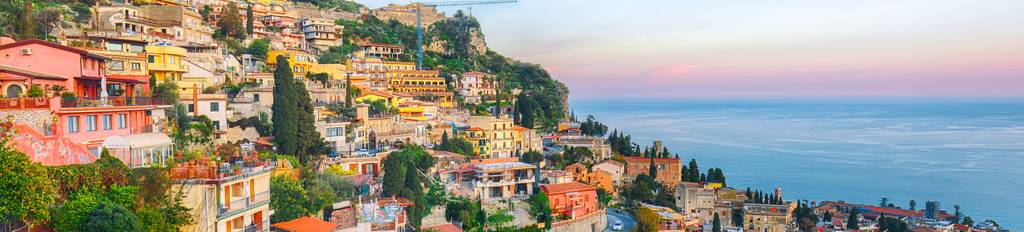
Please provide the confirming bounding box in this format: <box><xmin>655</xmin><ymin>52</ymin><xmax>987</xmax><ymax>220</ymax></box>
<box><xmin>219</xmin><ymin>191</ymin><xmax>271</xmax><ymax>216</ymax></box>
<box><xmin>60</xmin><ymin>96</ymin><xmax>174</xmax><ymax>108</ymax></box>
<box><xmin>252</xmin><ymin>191</ymin><xmax>270</xmax><ymax>204</ymax></box>
<box><xmin>0</xmin><ymin>97</ymin><xmax>50</xmax><ymax>109</ymax></box>
<box><xmin>239</xmin><ymin>219</ymin><xmax>271</xmax><ymax>232</ymax></box>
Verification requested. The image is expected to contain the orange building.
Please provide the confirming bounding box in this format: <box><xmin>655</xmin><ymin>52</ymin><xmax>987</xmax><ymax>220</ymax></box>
<box><xmin>565</xmin><ymin>163</ymin><xmax>588</xmax><ymax>181</ymax></box>
<box><xmin>586</xmin><ymin>170</ymin><xmax>616</xmax><ymax>195</ymax></box>
<box><xmin>541</xmin><ymin>182</ymin><xmax>600</xmax><ymax>219</ymax></box>
<box><xmin>623</xmin><ymin>156</ymin><xmax>681</xmax><ymax>187</ymax></box>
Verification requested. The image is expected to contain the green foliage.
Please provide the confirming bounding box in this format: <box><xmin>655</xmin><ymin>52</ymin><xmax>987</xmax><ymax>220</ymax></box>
<box><xmin>245</xmin><ymin>3</ymin><xmax>253</xmax><ymax>36</ymax></box>
<box><xmin>634</xmin><ymin>207</ymin><xmax>660</xmax><ymax>232</ymax></box>
<box><xmin>69</xmin><ymin>2</ymin><xmax>91</xmax><ymax>23</ymax></box>
<box><xmin>0</xmin><ymin>142</ymin><xmax>56</xmax><ymax>225</ymax></box>
<box><xmin>200</xmin><ymin>5</ymin><xmax>211</xmax><ymax>22</ymax></box>
<box><xmin>435</xmin><ymin>131</ymin><xmax>476</xmax><ymax>156</ymax></box>
<box><xmin>215</xmin><ymin>2</ymin><xmax>246</xmax><ymax>40</ymax></box>
<box><xmin>622</xmin><ymin>174</ymin><xmax>660</xmax><ymax>207</ymax></box>
<box><xmin>519</xmin><ymin>150</ymin><xmax>543</xmax><ymax>164</ymax></box>
<box><xmin>381</xmin><ymin>146</ymin><xmax>433</xmax><ymax>227</ymax></box>
<box><xmin>445</xmin><ymin>197</ymin><xmax>483</xmax><ymax>231</ymax></box>
<box><xmin>26</xmin><ymin>84</ymin><xmax>44</xmax><ymax>97</ymax></box>
<box><xmin>560</xmin><ymin>146</ymin><xmax>594</xmax><ymax>166</ymax></box>
<box><xmin>247</xmin><ymin>39</ymin><xmax>270</xmax><ymax>60</ymax></box>
<box><xmin>578</xmin><ymin>115</ymin><xmax>607</xmax><ymax>137</ymax></box>
<box><xmin>294</xmin><ymin>0</ymin><xmax>362</xmax><ymax>12</ymax></box>
<box><xmin>228</xmin><ymin>113</ymin><xmax>272</xmax><ymax>136</ymax></box>
<box><xmin>318</xmin><ymin>45</ymin><xmax>353</xmax><ymax>64</ymax></box>
<box><xmin>596</xmin><ymin>188</ymin><xmax>613</xmax><ymax>207</ymax></box>
<box><xmin>295</xmin><ymin>82</ymin><xmax>323</xmax><ymax>163</ymax></box>
<box><xmin>877</xmin><ymin>214</ymin><xmax>910</xmax><ymax>232</ymax></box>
<box><xmin>152</xmin><ymin>81</ymin><xmax>180</xmax><ymax>102</ymax></box>
<box><xmin>607</xmin><ymin>129</ymin><xmax>638</xmax><ymax>156</ymax></box>
<box><xmin>487</xmin><ymin>211</ymin><xmax>515</xmax><ymax>229</ymax></box>
<box><xmin>82</xmin><ymin>202</ymin><xmax>140</xmax><ymax>232</ymax></box>
<box><xmin>793</xmin><ymin>201</ymin><xmax>818</xmax><ymax>232</ymax></box>
<box><xmin>270</xmin><ymin>175</ymin><xmax>308</xmax><ymax>223</ymax></box>
<box><xmin>308</xmin><ymin>72</ymin><xmax>330</xmax><ymax>87</ymax></box>
<box><xmin>712</xmin><ymin>213</ymin><xmax>722</xmax><ymax>232</ymax></box>
<box><xmin>272</xmin><ymin>55</ymin><xmax>300</xmax><ymax>155</ymax></box>
<box><xmin>847</xmin><ymin>210</ymin><xmax>859</xmax><ymax>230</ymax></box>
<box><xmin>302</xmin><ymin>170</ymin><xmax>355</xmax><ymax>214</ymax></box>
<box><xmin>52</xmin><ymin>190</ymin><xmax>104</xmax><ymax>232</ymax></box>
<box><xmin>526</xmin><ymin>192</ymin><xmax>552</xmax><ymax>229</ymax></box>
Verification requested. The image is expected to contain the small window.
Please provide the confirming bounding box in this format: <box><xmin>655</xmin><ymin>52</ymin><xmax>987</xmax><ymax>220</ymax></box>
<box><xmin>253</xmin><ymin>94</ymin><xmax>260</xmax><ymax>101</ymax></box>
<box><xmin>148</xmin><ymin>55</ymin><xmax>155</xmax><ymax>63</ymax></box>
<box><xmin>86</xmin><ymin>115</ymin><xmax>97</xmax><ymax>131</ymax></box>
<box><xmin>118</xmin><ymin>114</ymin><xmax>127</xmax><ymax>128</ymax></box>
<box><xmin>108</xmin><ymin>60</ymin><xmax>124</xmax><ymax>71</ymax></box>
<box><xmin>212</xmin><ymin>121</ymin><xmax>220</xmax><ymax>130</ymax></box>
<box><xmin>187</xmin><ymin>104</ymin><xmax>195</xmax><ymax>112</ymax></box>
<box><xmin>106</xmin><ymin>42</ymin><xmax>123</xmax><ymax>52</ymax></box>
<box><xmin>210</xmin><ymin>102</ymin><xmax>220</xmax><ymax>112</ymax></box>
<box><xmin>129</xmin><ymin>44</ymin><xmax>144</xmax><ymax>53</ymax></box>
<box><xmin>131</xmin><ymin>62</ymin><xmax>142</xmax><ymax>71</ymax></box>
<box><xmin>68</xmin><ymin>116</ymin><xmax>79</xmax><ymax>133</ymax></box>
<box><xmin>103</xmin><ymin>115</ymin><xmax>112</xmax><ymax>130</ymax></box>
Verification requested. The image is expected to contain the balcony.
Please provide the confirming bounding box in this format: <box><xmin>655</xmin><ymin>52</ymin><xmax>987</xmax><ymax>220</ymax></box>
<box><xmin>60</xmin><ymin>96</ymin><xmax>174</xmax><ymax>108</ymax></box>
<box><xmin>219</xmin><ymin>190</ymin><xmax>271</xmax><ymax>217</ymax></box>
<box><xmin>0</xmin><ymin>97</ymin><xmax>50</xmax><ymax>110</ymax></box>
<box><xmin>238</xmin><ymin>218</ymin><xmax>270</xmax><ymax>232</ymax></box>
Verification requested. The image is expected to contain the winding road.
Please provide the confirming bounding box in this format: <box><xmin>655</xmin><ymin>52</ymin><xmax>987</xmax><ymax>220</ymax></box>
<box><xmin>604</xmin><ymin>208</ymin><xmax>636</xmax><ymax>232</ymax></box>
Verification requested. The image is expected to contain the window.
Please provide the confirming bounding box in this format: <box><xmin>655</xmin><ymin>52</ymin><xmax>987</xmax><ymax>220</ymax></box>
<box><xmin>106</xmin><ymin>42</ymin><xmax>123</xmax><ymax>52</ymax></box>
<box><xmin>109</xmin><ymin>60</ymin><xmax>124</xmax><ymax>71</ymax></box>
<box><xmin>327</xmin><ymin>127</ymin><xmax>343</xmax><ymax>137</ymax></box>
<box><xmin>210</xmin><ymin>102</ymin><xmax>220</xmax><ymax>112</ymax></box>
<box><xmin>187</xmin><ymin>104</ymin><xmax>194</xmax><ymax>112</ymax></box>
<box><xmin>212</xmin><ymin>121</ymin><xmax>220</xmax><ymax>130</ymax></box>
<box><xmin>131</xmin><ymin>62</ymin><xmax>142</xmax><ymax>71</ymax></box>
<box><xmin>253</xmin><ymin>94</ymin><xmax>260</xmax><ymax>101</ymax></box>
<box><xmin>68</xmin><ymin>116</ymin><xmax>79</xmax><ymax>133</ymax></box>
<box><xmin>148</xmin><ymin>55</ymin><xmax>155</xmax><ymax>63</ymax></box>
<box><xmin>168</xmin><ymin>57</ymin><xmax>175</xmax><ymax>64</ymax></box>
<box><xmin>86</xmin><ymin>115</ymin><xmax>97</xmax><ymax>131</ymax></box>
<box><xmin>129</xmin><ymin>44</ymin><xmax>144</xmax><ymax>53</ymax></box>
<box><xmin>118</xmin><ymin>114</ymin><xmax>127</xmax><ymax>128</ymax></box>
<box><xmin>103</xmin><ymin>115</ymin><xmax>112</xmax><ymax>130</ymax></box>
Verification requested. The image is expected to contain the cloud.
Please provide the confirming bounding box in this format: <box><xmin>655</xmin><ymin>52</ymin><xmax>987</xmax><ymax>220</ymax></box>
<box><xmin>649</xmin><ymin>64</ymin><xmax>694</xmax><ymax>78</ymax></box>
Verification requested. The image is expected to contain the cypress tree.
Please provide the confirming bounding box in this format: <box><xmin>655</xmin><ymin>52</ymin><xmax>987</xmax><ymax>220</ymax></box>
<box><xmin>272</xmin><ymin>55</ymin><xmax>299</xmax><ymax>155</ymax></box>
<box><xmin>245</xmin><ymin>3</ymin><xmax>254</xmax><ymax>36</ymax></box>
<box><xmin>847</xmin><ymin>210</ymin><xmax>859</xmax><ymax>230</ymax></box>
<box><xmin>648</xmin><ymin>157</ymin><xmax>657</xmax><ymax>179</ymax></box>
<box><xmin>19</xmin><ymin>0</ymin><xmax>34</xmax><ymax>40</ymax></box>
<box><xmin>712</xmin><ymin>213</ymin><xmax>722</xmax><ymax>232</ymax></box>
<box><xmin>295</xmin><ymin>81</ymin><xmax>320</xmax><ymax>164</ymax></box>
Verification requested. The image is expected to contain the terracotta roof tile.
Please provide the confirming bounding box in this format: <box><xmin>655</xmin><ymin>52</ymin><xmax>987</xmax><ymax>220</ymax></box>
<box><xmin>272</xmin><ymin>217</ymin><xmax>338</xmax><ymax>232</ymax></box>
<box><xmin>542</xmin><ymin>181</ymin><xmax>597</xmax><ymax>195</ymax></box>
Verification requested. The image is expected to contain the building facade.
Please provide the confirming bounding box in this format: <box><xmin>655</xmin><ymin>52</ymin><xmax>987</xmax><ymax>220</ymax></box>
<box><xmin>623</xmin><ymin>156</ymin><xmax>681</xmax><ymax>187</ymax></box>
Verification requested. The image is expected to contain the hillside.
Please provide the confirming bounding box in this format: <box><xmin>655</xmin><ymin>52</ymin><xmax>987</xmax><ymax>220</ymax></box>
<box><xmin>331</xmin><ymin>9</ymin><xmax>569</xmax><ymax>130</ymax></box>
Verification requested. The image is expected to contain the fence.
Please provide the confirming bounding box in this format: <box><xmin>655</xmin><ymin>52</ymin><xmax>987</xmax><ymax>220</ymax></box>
<box><xmin>0</xmin><ymin>97</ymin><xmax>50</xmax><ymax>109</ymax></box>
<box><xmin>60</xmin><ymin>96</ymin><xmax>174</xmax><ymax>108</ymax></box>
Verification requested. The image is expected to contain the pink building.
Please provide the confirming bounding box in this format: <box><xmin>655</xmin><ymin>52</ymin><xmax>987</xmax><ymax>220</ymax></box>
<box><xmin>0</xmin><ymin>39</ymin><xmax>147</xmax><ymax>98</ymax></box>
<box><xmin>542</xmin><ymin>181</ymin><xmax>600</xmax><ymax>219</ymax></box>
<box><xmin>0</xmin><ymin>38</ymin><xmax>170</xmax><ymax>166</ymax></box>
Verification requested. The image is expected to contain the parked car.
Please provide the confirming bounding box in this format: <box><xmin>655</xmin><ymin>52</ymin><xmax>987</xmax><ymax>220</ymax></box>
<box><xmin>612</xmin><ymin>220</ymin><xmax>623</xmax><ymax>231</ymax></box>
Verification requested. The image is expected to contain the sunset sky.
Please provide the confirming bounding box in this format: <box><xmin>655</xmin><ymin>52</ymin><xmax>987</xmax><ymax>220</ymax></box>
<box><xmin>364</xmin><ymin>0</ymin><xmax>1024</xmax><ymax>100</ymax></box>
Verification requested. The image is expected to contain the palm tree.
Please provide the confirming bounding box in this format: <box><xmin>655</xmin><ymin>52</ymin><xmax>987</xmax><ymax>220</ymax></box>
<box><xmin>48</xmin><ymin>85</ymin><xmax>67</xmax><ymax>97</ymax></box>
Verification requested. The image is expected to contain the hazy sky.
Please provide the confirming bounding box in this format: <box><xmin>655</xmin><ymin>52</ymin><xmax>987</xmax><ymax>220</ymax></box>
<box><xmin>363</xmin><ymin>0</ymin><xmax>1024</xmax><ymax>100</ymax></box>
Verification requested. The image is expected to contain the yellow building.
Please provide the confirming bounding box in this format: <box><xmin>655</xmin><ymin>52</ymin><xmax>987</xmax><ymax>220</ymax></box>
<box><xmin>387</xmin><ymin>69</ymin><xmax>455</xmax><ymax>108</ymax></box>
<box><xmin>466</xmin><ymin>116</ymin><xmax>515</xmax><ymax>158</ymax></box>
<box><xmin>171</xmin><ymin>159</ymin><xmax>274</xmax><ymax>232</ymax></box>
<box><xmin>308</xmin><ymin>63</ymin><xmax>347</xmax><ymax>81</ymax></box>
<box><xmin>465</xmin><ymin>127</ymin><xmax>490</xmax><ymax>157</ymax></box>
<box><xmin>178</xmin><ymin>60</ymin><xmax>217</xmax><ymax>94</ymax></box>
<box><xmin>146</xmin><ymin>44</ymin><xmax>189</xmax><ymax>86</ymax></box>
<box><xmin>354</xmin><ymin>91</ymin><xmax>409</xmax><ymax>108</ymax></box>
<box><xmin>267</xmin><ymin>50</ymin><xmax>317</xmax><ymax>78</ymax></box>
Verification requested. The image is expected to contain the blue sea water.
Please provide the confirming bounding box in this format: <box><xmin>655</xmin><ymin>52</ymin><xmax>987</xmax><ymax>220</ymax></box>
<box><xmin>572</xmin><ymin>100</ymin><xmax>1024</xmax><ymax>228</ymax></box>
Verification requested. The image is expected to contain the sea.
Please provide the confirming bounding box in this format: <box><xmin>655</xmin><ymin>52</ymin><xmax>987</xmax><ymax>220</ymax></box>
<box><xmin>572</xmin><ymin>99</ymin><xmax>1024</xmax><ymax>228</ymax></box>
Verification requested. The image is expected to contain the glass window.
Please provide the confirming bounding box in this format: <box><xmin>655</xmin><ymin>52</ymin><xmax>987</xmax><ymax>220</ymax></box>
<box><xmin>212</xmin><ymin>121</ymin><xmax>220</xmax><ymax>130</ymax></box>
<box><xmin>118</xmin><ymin>114</ymin><xmax>127</xmax><ymax>128</ymax></box>
<box><xmin>168</xmin><ymin>57</ymin><xmax>175</xmax><ymax>64</ymax></box>
<box><xmin>106</xmin><ymin>42</ymin><xmax>123</xmax><ymax>52</ymax></box>
<box><xmin>103</xmin><ymin>115</ymin><xmax>112</xmax><ymax>130</ymax></box>
<box><xmin>109</xmin><ymin>60</ymin><xmax>124</xmax><ymax>71</ymax></box>
<box><xmin>148</xmin><ymin>55</ymin><xmax>155</xmax><ymax>63</ymax></box>
<box><xmin>327</xmin><ymin>127</ymin><xmax>343</xmax><ymax>137</ymax></box>
<box><xmin>187</xmin><ymin>104</ymin><xmax>194</xmax><ymax>112</ymax></box>
<box><xmin>86</xmin><ymin>115</ymin><xmax>97</xmax><ymax>131</ymax></box>
<box><xmin>129</xmin><ymin>44</ymin><xmax>144</xmax><ymax>53</ymax></box>
<box><xmin>253</xmin><ymin>94</ymin><xmax>260</xmax><ymax>101</ymax></box>
<box><xmin>131</xmin><ymin>62</ymin><xmax>142</xmax><ymax>71</ymax></box>
<box><xmin>210</xmin><ymin>102</ymin><xmax>220</xmax><ymax>112</ymax></box>
<box><xmin>68</xmin><ymin>116</ymin><xmax>79</xmax><ymax>133</ymax></box>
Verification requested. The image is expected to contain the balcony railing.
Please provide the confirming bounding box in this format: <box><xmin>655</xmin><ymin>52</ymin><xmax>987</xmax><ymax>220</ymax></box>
<box><xmin>239</xmin><ymin>219</ymin><xmax>271</xmax><ymax>232</ymax></box>
<box><xmin>219</xmin><ymin>190</ymin><xmax>271</xmax><ymax>216</ymax></box>
<box><xmin>0</xmin><ymin>97</ymin><xmax>50</xmax><ymax>110</ymax></box>
<box><xmin>60</xmin><ymin>96</ymin><xmax>174</xmax><ymax>108</ymax></box>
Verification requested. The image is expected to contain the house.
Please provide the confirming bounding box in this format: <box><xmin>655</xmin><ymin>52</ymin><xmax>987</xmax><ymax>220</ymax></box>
<box><xmin>511</xmin><ymin>125</ymin><xmax>542</xmax><ymax>153</ymax></box>
<box><xmin>565</xmin><ymin>163</ymin><xmax>588</xmax><ymax>181</ymax></box>
<box><xmin>180</xmin><ymin>93</ymin><xmax>228</xmax><ymax>132</ymax></box>
<box><xmin>585</xmin><ymin>170</ymin><xmax>616</xmax><ymax>194</ymax></box>
<box><xmin>592</xmin><ymin>160</ymin><xmax>624</xmax><ymax>185</ymax></box>
<box><xmin>267</xmin><ymin>49</ymin><xmax>318</xmax><ymax>78</ymax></box>
<box><xmin>301</xmin><ymin>17</ymin><xmax>343</xmax><ymax>52</ymax></box>
<box><xmin>541</xmin><ymin>182</ymin><xmax>600</xmax><ymax>219</ymax></box>
<box><xmin>358</xmin><ymin>42</ymin><xmax>404</xmax><ymax>60</ymax></box>
<box><xmin>458</xmin><ymin>71</ymin><xmax>495</xmax><ymax>104</ymax></box>
<box><xmin>170</xmin><ymin>155</ymin><xmax>276</xmax><ymax>232</ymax></box>
<box><xmin>0</xmin><ymin>39</ymin><xmax>142</xmax><ymax>98</ymax></box>
<box><xmin>473</xmin><ymin>161</ymin><xmax>536</xmax><ymax>201</ymax></box>
<box><xmin>466</xmin><ymin>116</ymin><xmax>515</xmax><ymax>158</ymax></box>
<box><xmin>675</xmin><ymin>182</ymin><xmax>718</xmax><ymax>224</ymax></box>
<box><xmin>743</xmin><ymin>202</ymin><xmax>796</xmax><ymax>232</ymax></box>
<box><xmin>63</xmin><ymin>35</ymin><xmax>151</xmax><ymax>96</ymax></box>
<box><xmin>623</xmin><ymin>156</ymin><xmax>681</xmax><ymax>187</ymax></box>
<box><xmin>640</xmin><ymin>203</ymin><xmax>699</xmax><ymax>232</ymax></box>
<box><xmin>179</xmin><ymin>60</ymin><xmax>218</xmax><ymax>94</ymax></box>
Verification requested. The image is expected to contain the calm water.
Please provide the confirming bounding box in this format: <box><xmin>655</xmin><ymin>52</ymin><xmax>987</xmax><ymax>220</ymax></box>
<box><xmin>573</xmin><ymin>100</ymin><xmax>1024</xmax><ymax>228</ymax></box>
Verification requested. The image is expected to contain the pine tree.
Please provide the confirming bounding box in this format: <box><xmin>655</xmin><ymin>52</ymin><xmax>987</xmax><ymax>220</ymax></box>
<box><xmin>712</xmin><ymin>213</ymin><xmax>722</xmax><ymax>232</ymax></box>
<box><xmin>847</xmin><ymin>210</ymin><xmax>860</xmax><ymax>230</ymax></box>
<box><xmin>687</xmin><ymin>159</ymin><xmax>699</xmax><ymax>182</ymax></box>
<box><xmin>272</xmin><ymin>55</ymin><xmax>299</xmax><ymax>155</ymax></box>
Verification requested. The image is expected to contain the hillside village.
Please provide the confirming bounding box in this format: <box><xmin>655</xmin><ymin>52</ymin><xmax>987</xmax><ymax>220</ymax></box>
<box><xmin>0</xmin><ymin>0</ymin><xmax>1006</xmax><ymax>232</ymax></box>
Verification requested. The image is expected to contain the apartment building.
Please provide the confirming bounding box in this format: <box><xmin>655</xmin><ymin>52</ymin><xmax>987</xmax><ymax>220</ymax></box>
<box><xmin>171</xmin><ymin>157</ymin><xmax>276</xmax><ymax>232</ymax></box>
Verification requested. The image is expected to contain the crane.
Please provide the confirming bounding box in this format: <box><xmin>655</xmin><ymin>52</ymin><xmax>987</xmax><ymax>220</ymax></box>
<box><xmin>402</xmin><ymin>0</ymin><xmax>517</xmax><ymax>70</ymax></box>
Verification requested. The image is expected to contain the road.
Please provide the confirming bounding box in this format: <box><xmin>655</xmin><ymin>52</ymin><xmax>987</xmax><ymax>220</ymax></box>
<box><xmin>604</xmin><ymin>208</ymin><xmax>636</xmax><ymax>232</ymax></box>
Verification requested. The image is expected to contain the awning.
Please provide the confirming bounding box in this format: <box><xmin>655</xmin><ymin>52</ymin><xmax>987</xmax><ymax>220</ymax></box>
<box><xmin>102</xmin><ymin>133</ymin><xmax>172</xmax><ymax>149</ymax></box>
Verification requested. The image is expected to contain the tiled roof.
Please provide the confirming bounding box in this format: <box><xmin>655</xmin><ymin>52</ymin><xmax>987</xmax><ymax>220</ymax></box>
<box><xmin>542</xmin><ymin>181</ymin><xmax>597</xmax><ymax>195</ymax></box>
<box><xmin>423</xmin><ymin>224</ymin><xmax>463</xmax><ymax>232</ymax></box>
<box><xmin>272</xmin><ymin>217</ymin><xmax>339</xmax><ymax>232</ymax></box>
<box><xmin>623</xmin><ymin>156</ymin><xmax>680</xmax><ymax>163</ymax></box>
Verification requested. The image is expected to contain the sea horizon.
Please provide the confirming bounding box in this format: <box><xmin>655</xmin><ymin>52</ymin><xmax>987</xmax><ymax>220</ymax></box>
<box><xmin>573</xmin><ymin>99</ymin><xmax>1024</xmax><ymax>228</ymax></box>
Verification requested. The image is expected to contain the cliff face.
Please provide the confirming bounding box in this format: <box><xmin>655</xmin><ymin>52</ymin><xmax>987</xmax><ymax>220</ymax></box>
<box><xmin>426</xmin><ymin>26</ymin><xmax>486</xmax><ymax>56</ymax></box>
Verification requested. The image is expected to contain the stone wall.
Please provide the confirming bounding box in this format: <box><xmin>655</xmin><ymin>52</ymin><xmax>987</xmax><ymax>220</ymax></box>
<box><xmin>371</xmin><ymin>4</ymin><xmax>445</xmax><ymax>27</ymax></box>
<box><xmin>550</xmin><ymin>209</ymin><xmax>607</xmax><ymax>232</ymax></box>
<box><xmin>0</xmin><ymin>109</ymin><xmax>52</xmax><ymax>132</ymax></box>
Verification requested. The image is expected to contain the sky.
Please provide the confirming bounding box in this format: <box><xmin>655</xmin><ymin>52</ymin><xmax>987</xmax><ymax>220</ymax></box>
<box><xmin>361</xmin><ymin>0</ymin><xmax>1024</xmax><ymax>100</ymax></box>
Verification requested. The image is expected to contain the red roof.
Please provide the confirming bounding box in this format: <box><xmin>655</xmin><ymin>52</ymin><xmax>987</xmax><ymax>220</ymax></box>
<box><xmin>623</xmin><ymin>156</ymin><xmax>680</xmax><ymax>164</ymax></box>
<box><xmin>542</xmin><ymin>181</ymin><xmax>597</xmax><ymax>195</ymax></box>
<box><xmin>512</xmin><ymin>125</ymin><xmax>530</xmax><ymax>131</ymax></box>
<box><xmin>0</xmin><ymin>39</ymin><xmax>109</xmax><ymax>60</ymax></box>
<box><xmin>861</xmin><ymin>205</ymin><xmax>921</xmax><ymax>218</ymax></box>
<box><xmin>423</xmin><ymin>223</ymin><xmax>463</xmax><ymax>232</ymax></box>
<box><xmin>272</xmin><ymin>217</ymin><xmax>339</xmax><ymax>232</ymax></box>
<box><xmin>466</xmin><ymin>127</ymin><xmax>483</xmax><ymax>131</ymax></box>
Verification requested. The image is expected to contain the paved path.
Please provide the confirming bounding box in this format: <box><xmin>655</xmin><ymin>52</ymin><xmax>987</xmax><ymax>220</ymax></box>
<box><xmin>604</xmin><ymin>208</ymin><xmax>636</xmax><ymax>232</ymax></box>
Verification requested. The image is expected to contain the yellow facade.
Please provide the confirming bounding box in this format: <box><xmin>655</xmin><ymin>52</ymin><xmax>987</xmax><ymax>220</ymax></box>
<box><xmin>267</xmin><ymin>50</ymin><xmax>317</xmax><ymax>78</ymax></box>
<box><xmin>465</xmin><ymin>128</ymin><xmax>490</xmax><ymax>156</ymax></box>
<box><xmin>308</xmin><ymin>63</ymin><xmax>347</xmax><ymax>80</ymax></box>
<box><xmin>146</xmin><ymin>45</ymin><xmax>189</xmax><ymax>85</ymax></box>
<box><xmin>466</xmin><ymin>116</ymin><xmax>516</xmax><ymax>158</ymax></box>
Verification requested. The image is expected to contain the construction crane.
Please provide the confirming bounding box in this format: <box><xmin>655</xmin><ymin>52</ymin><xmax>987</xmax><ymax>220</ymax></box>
<box><xmin>402</xmin><ymin>0</ymin><xmax>517</xmax><ymax>70</ymax></box>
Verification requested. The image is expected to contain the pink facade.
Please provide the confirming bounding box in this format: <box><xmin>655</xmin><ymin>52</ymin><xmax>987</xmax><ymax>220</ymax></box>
<box><xmin>0</xmin><ymin>39</ymin><xmax>146</xmax><ymax>98</ymax></box>
<box><xmin>54</xmin><ymin>105</ymin><xmax>155</xmax><ymax>150</ymax></box>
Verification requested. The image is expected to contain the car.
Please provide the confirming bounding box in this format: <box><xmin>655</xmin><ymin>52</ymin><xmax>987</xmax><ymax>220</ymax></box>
<box><xmin>612</xmin><ymin>220</ymin><xmax>623</xmax><ymax>231</ymax></box>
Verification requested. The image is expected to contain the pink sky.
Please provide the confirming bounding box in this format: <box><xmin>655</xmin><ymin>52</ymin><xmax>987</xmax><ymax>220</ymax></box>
<box><xmin>436</xmin><ymin>0</ymin><xmax>1024</xmax><ymax>99</ymax></box>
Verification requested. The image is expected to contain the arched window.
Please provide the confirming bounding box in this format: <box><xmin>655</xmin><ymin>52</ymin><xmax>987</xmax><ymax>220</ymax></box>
<box><xmin>5</xmin><ymin>85</ymin><xmax>23</xmax><ymax>98</ymax></box>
